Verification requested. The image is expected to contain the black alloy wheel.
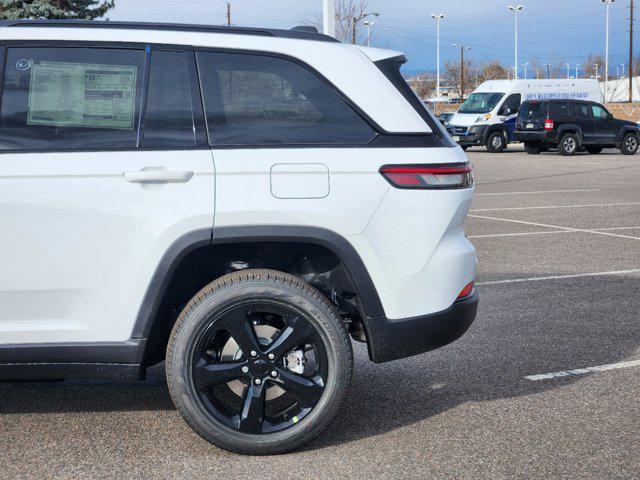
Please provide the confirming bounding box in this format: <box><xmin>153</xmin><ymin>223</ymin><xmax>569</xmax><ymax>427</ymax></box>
<box><xmin>191</xmin><ymin>300</ymin><xmax>328</xmax><ymax>434</ymax></box>
<box><xmin>166</xmin><ymin>269</ymin><xmax>353</xmax><ymax>455</ymax></box>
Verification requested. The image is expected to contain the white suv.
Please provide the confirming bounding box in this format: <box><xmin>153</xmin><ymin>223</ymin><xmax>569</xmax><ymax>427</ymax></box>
<box><xmin>0</xmin><ymin>20</ymin><xmax>478</xmax><ymax>454</ymax></box>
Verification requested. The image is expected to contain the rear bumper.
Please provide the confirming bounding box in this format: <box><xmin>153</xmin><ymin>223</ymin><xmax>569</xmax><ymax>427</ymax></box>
<box><xmin>514</xmin><ymin>130</ymin><xmax>555</xmax><ymax>143</ymax></box>
<box><xmin>366</xmin><ymin>291</ymin><xmax>478</xmax><ymax>363</ymax></box>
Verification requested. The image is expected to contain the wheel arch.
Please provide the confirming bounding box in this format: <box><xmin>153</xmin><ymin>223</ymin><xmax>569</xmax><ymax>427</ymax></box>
<box><xmin>557</xmin><ymin>124</ymin><xmax>583</xmax><ymax>145</ymax></box>
<box><xmin>616</xmin><ymin>126</ymin><xmax>639</xmax><ymax>147</ymax></box>
<box><xmin>133</xmin><ymin>226</ymin><xmax>385</xmax><ymax>368</ymax></box>
<box><xmin>482</xmin><ymin>124</ymin><xmax>510</xmax><ymax>145</ymax></box>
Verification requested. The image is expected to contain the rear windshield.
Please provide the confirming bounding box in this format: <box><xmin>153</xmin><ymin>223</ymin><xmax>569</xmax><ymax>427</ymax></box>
<box><xmin>518</xmin><ymin>102</ymin><xmax>547</xmax><ymax>120</ymax></box>
<box><xmin>458</xmin><ymin>92</ymin><xmax>505</xmax><ymax>114</ymax></box>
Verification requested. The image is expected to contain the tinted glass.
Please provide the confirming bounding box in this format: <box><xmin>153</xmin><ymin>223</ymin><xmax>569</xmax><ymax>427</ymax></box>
<box><xmin>591</xmin><ymin>104</ymin><xmax>609</xmax><ymax>119</ymax></box>
<box><xmin>551</xmin><ymin>102</ymin><xmax>570</xmax><ymax>118</ymax></box>
<box><xmin>501</xmin><ymin>94</ymin><xmax>521</xmax><ymax>115</ymax></box>
<box><xmin>458</xmin><ymin>92</ymin><xmax>505</xmax><ymax>114</ymax></box>
<box><xmin>0</xmin><ymin>47</ymin><xmax>145</xmax><ymax>150</ymax></box>
<box><xmin>518</xmin><ymin>102</ymin><xmax>547</xmax><ymax>120</ymax></box>
<box><xmin>197</xmin><ymin>51</ymin><xmax>375</xmax><ymax>146</ymax></box>
<box><xmin>574</xmin><ymin>103</ymin><xmax>590</xmax><ymax>119</ymax></box>
<box><xmin>143</xmin><ymin>50</ymin><xmax>195</xmax><ymax>148</ymax></box>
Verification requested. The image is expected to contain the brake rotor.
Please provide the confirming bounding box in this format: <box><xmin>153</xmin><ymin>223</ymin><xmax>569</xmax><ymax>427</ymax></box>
<box><xmin>220</xmin><ymin>324</ymin><xmax>287</xmax><ymax>401</ymax></box>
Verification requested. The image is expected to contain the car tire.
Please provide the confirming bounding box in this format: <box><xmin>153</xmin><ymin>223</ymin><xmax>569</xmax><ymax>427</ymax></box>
<box><xmin>486</xmin><ymin>131</ymin><xmax>507</xmax><ymax>153</ymax></box>
<box><xmin>558</xmin><ymin>133</ymin><xmax>579</xmax><ymax>156</ymax></box>
<box><xmin>586</xmin><ymin>146</ymin><xmax>604</xmax><ymax>154</ymax></box>
<box><xmin>620</xmin><ymin>133</ymin><xmax>639</xmax><ymax>155</ymax></box>
<box><xmin>524</xmin><ymin>142</ymin><xmax>542</xmax><ymax>155</ymax></box>
<box><xmin>166</xmin><ymin>269</ymin><xmax>353</xmax><ymax>455</ymax></box>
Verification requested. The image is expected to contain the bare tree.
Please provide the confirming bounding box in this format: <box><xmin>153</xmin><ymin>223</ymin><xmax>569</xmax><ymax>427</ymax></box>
<box><xmin>480</xmin><ymin>61</ymin><xmax>508</xmax><ymax>81</ymax></box>
<box><xmin>444</xmin><ymin>59</ymin><xmax>475</xmax><ymax>99</ymax></box>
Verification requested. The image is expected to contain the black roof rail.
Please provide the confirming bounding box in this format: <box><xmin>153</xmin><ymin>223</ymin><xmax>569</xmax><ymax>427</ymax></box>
<box><xmin>0</xmin><ymin>20</ymin><xmax>339</xmax><ymax>43</ymax></box>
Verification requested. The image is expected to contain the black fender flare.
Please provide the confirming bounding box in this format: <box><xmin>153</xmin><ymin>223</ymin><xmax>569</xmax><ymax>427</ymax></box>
<box><xmin>556</xmin><ymin>124</ymin><xmax>584</xmax><ymax>146</ymax></box>
<box><xmin>130</xmin><ymin>226</ymin><xmax>385</xmax><ymax>341</ymax></box>
<box><xmin>616</xmin><ymin>126</ymin><xmax>639</xmax><ymax>147</ymax></box>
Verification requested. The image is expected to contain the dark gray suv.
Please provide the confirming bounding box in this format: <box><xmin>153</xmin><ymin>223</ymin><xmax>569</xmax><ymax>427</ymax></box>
<box><xmin>515</xmin><ymin>99</ymin><xmax>639</xmax><ymax>156</ymax></box>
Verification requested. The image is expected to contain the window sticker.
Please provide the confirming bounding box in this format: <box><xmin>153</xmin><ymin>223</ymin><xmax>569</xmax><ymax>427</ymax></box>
<box><xmin>27</xmin><ymin>61</ymin><xmax>137</xmax><ymax>130</ymax></box>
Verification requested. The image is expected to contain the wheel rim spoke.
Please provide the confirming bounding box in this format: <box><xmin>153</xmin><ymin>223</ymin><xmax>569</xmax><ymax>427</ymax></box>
<box><xmin>276</xmin><ymin>368</ymin><xmax>324</xmax><ymax>408</ymax></box>
<box><xmin>222</xmin><ymin>309</ymin><xmax>261</xmax><ymax>356</ymax></box>
<box><xmin>265</xmin><ymin>317</ymin><xmax>315</xmax><ymax>359</ymax></box>
<box><xmin>238</xmin><ymin>382</ymin><xmax>266</xmax><ymax>433</ymax></box>
<box><xmin>193</xmin><ymin>361</ymin><xmax>247</xmax><ymax>389</ymax></box>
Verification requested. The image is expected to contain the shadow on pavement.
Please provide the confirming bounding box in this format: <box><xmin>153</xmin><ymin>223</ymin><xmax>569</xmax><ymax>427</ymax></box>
<box><xmin>1</xmin><ymin>273</ymin><xmax>638</xmax><ymax>452</ymax></box>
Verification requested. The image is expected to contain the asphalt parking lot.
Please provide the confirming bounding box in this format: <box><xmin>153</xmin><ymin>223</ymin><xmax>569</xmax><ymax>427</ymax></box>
<box><xmin>2</xmin><ymin>146</ymin><xmax>640</xmax><ymax>479</ymax></box>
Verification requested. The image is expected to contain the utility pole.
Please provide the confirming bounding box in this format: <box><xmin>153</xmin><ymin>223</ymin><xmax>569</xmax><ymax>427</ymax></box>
<box><xmin>226</xmin><ymin>1</ymin><xmax>231</xmax><ymax>26</ymax></box>
<box><xmin>323</xmin><ymin>0</ymin><xmax>336</xmax><ymax>37</ymax></box>
<box><xmin>453</xmin><ymin>44</ymin><xmax>471</xmax><ymax>100</ymax></box>
<box><xmin>630</xmin><ymin>0</ymin><xmax>634</xmax><ymax>102</ymax></box>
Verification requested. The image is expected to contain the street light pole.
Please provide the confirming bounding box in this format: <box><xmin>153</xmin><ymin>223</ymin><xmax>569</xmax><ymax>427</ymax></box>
<box><xmin>522</xmin><ymin>62</ymin><xmax>529</xmax><ymax>79</ymax></box>
<box><xmin>364</xmin><ymin>21</ymin><xmax>375</xmax><ymax>47</ymax></box>
<box><xmin>322</xmin><ymin>0</ymin><xmax>335</xmax><ymax>37</ymax></box>
<box><xmin>601</xmin><ymin>0</ymin><xmax>616</xmax><ymax>100</ymax></box>
<box><xmin>576</xmin><ymin>63</ymin><xmax>580</xmax><ymax>79</ymax></box>
<box><xmin>431</xmin><ymin>13</ymin><xmax>446</xmax><ymax>103</ymax></box>
<box><xmin>508</xmin><ymin>5</ymin><xmax>524</xmax><ymax>79</ymax></box>
<box><xmin>566</xmin><ymin>63</ymin><xmax>571</xmax><ymax>79</ymax></box>
<box><xmin>352</xmin><ymin>11</ymin><xmax>379</xmax><ymax>44</ymax></box>
<box><xmin>545</xmin><ymin>63</ymin><xmax>552</xmax><ymax>79</ymax></box>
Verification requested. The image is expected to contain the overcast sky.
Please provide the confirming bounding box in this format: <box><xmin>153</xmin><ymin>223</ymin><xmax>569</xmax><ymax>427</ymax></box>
<box><xmin>106</xmin><ymin>0</ymin><xmax>631</xmax><ymax>74</ymax></box>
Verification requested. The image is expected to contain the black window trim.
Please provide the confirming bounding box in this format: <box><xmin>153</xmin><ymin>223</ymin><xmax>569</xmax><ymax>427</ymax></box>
<box><xmin>0</xmin><ymin>40</ymin><xmax>448</xmax><ymax>152</ymax></box>
<box><xmin>0</xmin><ymin>40</ymin><xmax>210</xmax><ymax>154</ymax></box>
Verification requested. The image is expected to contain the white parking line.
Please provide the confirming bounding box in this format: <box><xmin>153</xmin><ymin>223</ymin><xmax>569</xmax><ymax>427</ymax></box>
<box><xmin>476</xmin><ymin>189</ymin><xmax>599</xmax><ymax>196</ymax></box>
<box><xmin>477</xmin><ymin>269</ymin><xmax>640</xmax><ymax>286</ymax></box>
<box><xmin>469</xmin><ymin>214</ymin><xmax>640</xmax><ymax>241</ymax></box>
<box><xmin>471</xmin><ymin>202</ymin><xmax>640</xmax><ymax>212</ymax></box>
<box><xmin>525</xmin><ymin>359</ymin><xmax>640</xmax><ymax>381</ymax></box>
<box><xmin>468</xmin><ymin>225</ymin><xmax>640</xmax><ymax>239</ymax></box>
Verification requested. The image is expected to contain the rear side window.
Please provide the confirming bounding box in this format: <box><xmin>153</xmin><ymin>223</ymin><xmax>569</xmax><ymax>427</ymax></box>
<box><xmin>143</xmin><ymin>50</ymin><xmax>196</xmax><ymax>149</ymax></box>
<box><xmin>591</xmin><ymin>104</ymin><xmax>609</xmax><ymax>119</ymax></box>
<box><xmin>550</xmin><ymin>102</ymin><xmax>570</xmax><ymax>118</ymax></box>
<box><xmin>574</xmin><ymin>103</ymin><xmax>590</xmax><ymax>119</ymax></box>
<box><xmin>0</xmin><ymin>47</ymin><xmax>145</xmax><ymax>150</ymax></box>
<box><xmin>196</xmin><ymin>51</ymin><xmax>375</xmax><ymax>146</ymax></box>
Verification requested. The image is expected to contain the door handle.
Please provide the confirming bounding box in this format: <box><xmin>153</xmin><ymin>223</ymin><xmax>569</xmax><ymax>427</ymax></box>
<box><xmin>123</xmin><ymin>168</ymin><xmax>195</xmax><ymax>184</ymax></box>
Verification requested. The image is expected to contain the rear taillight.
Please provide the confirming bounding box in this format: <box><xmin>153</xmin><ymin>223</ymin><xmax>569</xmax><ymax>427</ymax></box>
<box><xmin>544</xmin><ymin>119</ymin><xmax>554</xmax><ymax>131</ymax></box>
<box><xmin>380</xmin><ymin>164</ymin><xmax>473</xmax><ymax>189</ymax></box>
<box><xmin>457</xmin><ymin>281</ymin><xmax>475</xmax><ymax>300</ymax></box>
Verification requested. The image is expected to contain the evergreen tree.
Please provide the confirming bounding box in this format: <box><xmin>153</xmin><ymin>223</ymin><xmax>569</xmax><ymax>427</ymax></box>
<box><xmin>0</xmin><ymin>0</ymin><xmax>115</xmax><ymax>20</ymax></box>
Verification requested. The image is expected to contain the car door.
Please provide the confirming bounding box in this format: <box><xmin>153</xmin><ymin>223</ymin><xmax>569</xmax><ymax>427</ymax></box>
<box><xmin>591</xmin><ymin>103</ymin><xmax>618</xmax><ymax>144</ymax></box>
<box><xmin>0</xmin><ymin>44</ymin><xmax>214</xmax><ymax>345</ymax></box>
<box><xmin>572</xmin><ymin>102</ymin><xmax>595</xmax><ymax>143</ymax></box>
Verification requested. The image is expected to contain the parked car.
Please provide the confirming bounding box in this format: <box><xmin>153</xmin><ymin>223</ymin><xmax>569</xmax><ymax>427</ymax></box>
<box><xmin>515</xmin><ymin>99</ymin><xmax>639</xmax><ymax>155</ymax></box>
<box><xmin>448</xmin><ymin>79</ymin><xmax>603</xmax><ymax>153</ymax></box>
<box><xmin>0</xmin><ymin>20</ymin><xmax>478</xmax><ymax>455</ymax></box>
<box><xmin>437</xmin><ymin>111</ymin><xmax>456</xmax><ymax>127</ymax></box>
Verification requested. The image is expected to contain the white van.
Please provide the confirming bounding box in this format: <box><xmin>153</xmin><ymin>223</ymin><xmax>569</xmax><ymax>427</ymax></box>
<box><xmin>448</xmin><ymin>79</ymin><xmax>603</xmax><ymax>152</ymax></box>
